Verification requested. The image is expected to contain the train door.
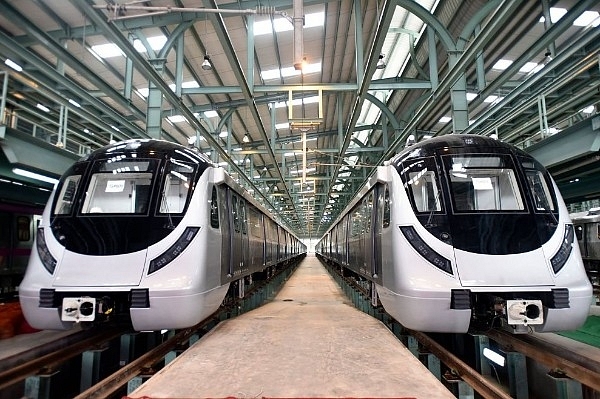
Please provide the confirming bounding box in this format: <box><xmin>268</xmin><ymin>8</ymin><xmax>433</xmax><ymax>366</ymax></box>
<box><xmin>363</xmin><ymin>191</ymin><xmax>375</xmax><ymax>277</ymax></box>
<box><xmin>228</xmin><ymin>192</ymin><xmax>247</xmax><ymax>276</ymax></box>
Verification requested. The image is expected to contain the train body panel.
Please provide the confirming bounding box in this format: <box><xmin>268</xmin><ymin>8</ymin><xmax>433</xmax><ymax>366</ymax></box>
<box><xmin>317</xmin><ymin>135</ymin><xmax>592</xmax><ymax>333</ymax></box>
<box><xmin>19</xmin><ymin>139</ymin><xmax>306</xmax><ymax>331</ymax></box>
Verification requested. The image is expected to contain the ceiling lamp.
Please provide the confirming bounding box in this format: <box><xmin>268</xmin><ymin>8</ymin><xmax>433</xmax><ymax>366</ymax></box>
<box><xmin>376</xmin><ymin>54</ymin><xmax>386</xmax><ymax>70</ymax></box>
<box><xmin>243</xmin><ymin>133</ymin><xmax>250</xmax><ymax>143</ymax></box>
<box><xmin>202</xmin><ymin>55</ymin><xmax>212</xmax><ymax>70</ymax></box>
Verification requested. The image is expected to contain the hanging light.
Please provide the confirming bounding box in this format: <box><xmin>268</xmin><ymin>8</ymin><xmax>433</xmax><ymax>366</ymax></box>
<box><xmin>202</xmin><ymin>55</ymin><xmax>212</xmax><ymax>70</ymax></box>
<box><xmin>376</xmin><ymin>54</ymin><xmax>386</xmax><ymax>70</ymax></box>
<box><xmin>243</xmin><ymin>133</ymin><xmax>250</xmax><ymax>143</ymax></box>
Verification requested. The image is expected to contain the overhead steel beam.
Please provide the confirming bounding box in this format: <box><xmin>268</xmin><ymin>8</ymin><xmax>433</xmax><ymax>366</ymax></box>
<box><xmin>74</xmin><ymin>0</ymin><xmax>288</xmax><ymax>225</ymax></box>
<box><xmin>202</xmin><ymin>0</ymin><xmax>298</xmax><ymax>220</ymax></box>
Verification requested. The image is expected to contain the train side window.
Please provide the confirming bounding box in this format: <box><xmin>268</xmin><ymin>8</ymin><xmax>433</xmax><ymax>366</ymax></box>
<box><xmin>55</xmin><ymin>175</ymin><xmax>81</xmax><ymax>214</ymax></box>
<box><xmin>233</xmin><ymin>195</ymin><xmax>240</xmax><ymax>233</ymax></box>
<box><xmin>241</xmin><ymin>201</ymin><xmax>248</xmax><ymax>235</ymax></box>
<box><xmin>16</xmin><ymin>216</ymin><xmax>31</xmax><ymax>241</ymax></box>
<box><xmin>210</xmin><ymin>186</ymin><xmax>219</xmax><ymax>228</ymax></box>
<box><xmin>575</xmin><ymin>225</ymin><xmax>583</xmax><ymax>241</ymax></box>
<box><xmin>366</xmin><ymin>192</ymin><xmax>373</xmax><ymax>233</ymax></box>
<box><xmin>383</xmin><ymin>185</ymin><xmax>391</xmax><ymax>228</ymax></box>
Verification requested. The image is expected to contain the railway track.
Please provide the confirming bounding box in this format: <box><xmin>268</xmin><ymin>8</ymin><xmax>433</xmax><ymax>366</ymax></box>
<box><xmin>0</xmin><ymin>261</ymin><xmax>298</xmax><ymax>398</ymax></box>
<box><xmin>325</xmin><ymin>261</ymin><xmax>600</xmax><ymax>398</ymax></box>
<box><xmin>0</xmin><ymin>327</ymin><xmax>126</xmax><ymax>391</ymax></box>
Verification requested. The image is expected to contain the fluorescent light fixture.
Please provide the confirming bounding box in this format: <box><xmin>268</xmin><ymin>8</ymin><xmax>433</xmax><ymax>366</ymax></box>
<box><xmin>254</xmin><ymin>11</ymin><xmax>324</xmax><ymax>36</ymax></box>
<box><xmin>13</xmin><ymin>168</ymin><xmax>59</xmax><ymax>185</ymax></box>
<box><xmin>136</xmin><ymin>88</ymin><xmax>149</xmax><ymax>98</ymax></box>
<box><xmin>582</xmin><ymin>105</ymin><xmax>595</xmax><ymax>114</ymax></box>
<box><xmin>90</xmin><ymin>43</ymin><xmax>124</xmax><ymax>58</ymax></box>
<box><xmin>538</xmin><ymin>7</ymin><xmax>567</xmax><ymax>24</ymax></box>
<box><xmin>284</xmin><ymin>152</ymin><xmax>297</xmax><ymax>157</ymax></box>
<box><xmin>484</xmin><ymin>95</ymin><xmax>504</xmax><ymax>104</ymax></box>
<box><xmin>219</xmin><ymin>131</ymin><xmax>228</xmax><ymax>138</ymax></box>
<box><xmin>204</xmin><ymin>110</ymin><xmax>218</xmax><ymax>118</ymax></box>
<box><xmin>276</xmin><ymin>122</ymin><xmax>290</xmax><ymax>130</ymax></box>
<box><xmin>68</xmin><ymin>99</ymin><xmax>81</xmax><ymax>108</ymax></box>
<box><xmin>272</xmin><ymin>96</ymin><xmax>320</xmax><ymax>109</ymax></box>
<box><xmin>4</xmin><ymin>58</ymin><xmax>22</xmax><ymax>72</ymax></box>
<box><xmin>466</xmin><ymin>92</ymin><xmax>478</xmax><ymax>101</ymax></box>
<box><xmin>261</xmin><ymin>62</ymin><xmax>322</xmax><ymax>80</ymax></box>
<box><xmin>520</xmin><ymin>62</ymin><xmax>539</xmax><ymax>73</ymax></box>
<box><xmin>133</xmin><ymin>35</ymin><xmax>167</xmax><ymax>52</ymax></box>
<box><xmin>218</xmin><ymin>162</ymin><xmax>228</xmax><ymax>166</ymax></box>
<box><xmin>439</xmin><ymin>116</ymin><xmax>451</xmax><ymax>123</ymax></box>
<box><xmin>111</xmin><ymin>125</ymin><xmax>120</xmax><ymax>132</ymax></box>
<box><xmin>492</xmin><ymin>59</ymin><xmax>513</xmax><ymax>70</ymax></box>
<box><xmin>168</xmin><ymin>81</ymin><xmax>200</xmax><ymax>92</ymax></box>
<box><xmin>573</xmin><ymin>11</ymin><xmax>600</xmax><ymax>27</ymax></box>
<box><xmin>167</xmin><ymin>115</ymin><xmax>186</xmax><ymax>123</ymax></box>
<box><xmin>36</xmin><ymin>103</ymin><xmax>50</xmax><ymax>113</ymax></box>
<box><xmin>483</xmin><ymin>348</ymin><xmax>505</xmax><ymax>367</ymax></box>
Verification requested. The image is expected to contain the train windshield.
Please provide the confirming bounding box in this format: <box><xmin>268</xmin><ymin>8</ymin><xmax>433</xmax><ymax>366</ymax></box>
<box><xmin>442</xmin><ymin>154</ymin><xmax>525</xmax><ymax>212</ymax></box>
<box><xmin>80</xmin><ymin>159</ymin><xmax>158</xmax><ymax>215</ymax></box>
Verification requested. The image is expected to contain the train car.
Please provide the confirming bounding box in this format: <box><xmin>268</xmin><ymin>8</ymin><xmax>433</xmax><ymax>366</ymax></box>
<box><xmin>569</xmin><ymin>209</ymin><xmax>600</xmax><ymax>301</ymax></box>
<box><xmin>316</xmin><ymin>134</ymin><xmax>592</xmax><ymax>333</ymax></box>
<box><xmin>19</xmin><ymin>139</ymin><xmax>306</xmax><ymax>331</ymax></box>
<box><xmin>0</xmin><ymin>202</ymin><xmax>42</xmax><ymax>299</ymax></box>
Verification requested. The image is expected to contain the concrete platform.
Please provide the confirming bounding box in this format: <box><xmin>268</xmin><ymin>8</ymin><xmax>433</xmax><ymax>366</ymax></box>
<box><xmin>128</xmin><ymin>255</ymin><xmax>455</xmax><ymax>398</ymax></box>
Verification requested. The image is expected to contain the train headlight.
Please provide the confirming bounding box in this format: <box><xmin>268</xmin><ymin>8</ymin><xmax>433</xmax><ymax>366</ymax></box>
<box><xmin>148</xmin><ymin>227</ymin><xmax>200</xmax><ymax>274</ymax></box>
<box><xmin>400</xmin><ymin>226</ymin><xmax>453</xmax><ymax>275</ymax></box>
<box><xmin>36</xmin><ymin>228</ymin><xmax>57</xmax><ymax>274</ymax></box>
<box><xmin>550</xmin><ymin>224</ymin><xmax>574</xmax><ymax>274</ymax></box>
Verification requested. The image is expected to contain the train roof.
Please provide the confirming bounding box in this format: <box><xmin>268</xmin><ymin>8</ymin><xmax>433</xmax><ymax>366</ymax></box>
<box><xmin>79</xmin><ymin>139</ymin><xmax>213</xmax><ymax>165</ymax></box>
<box><xmin>390</xmin><ymin>134</ymin><xmax>531</xmax><ymax>166</ymax></box>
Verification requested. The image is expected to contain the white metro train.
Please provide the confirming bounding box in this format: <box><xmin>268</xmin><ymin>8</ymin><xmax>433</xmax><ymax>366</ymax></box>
<box><xmin>316</xmin><ymin>134</ymin><xmax>592</xmax><ymax>333</ymax></box>
<box><xmin>19</xmin><ymin>139</ymin><xmax>306</xmax><ymax>331</ymax></box>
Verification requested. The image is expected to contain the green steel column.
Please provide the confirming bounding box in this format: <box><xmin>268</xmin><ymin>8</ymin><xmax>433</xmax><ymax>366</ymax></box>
<box><xmin>427</xmin><ymin>26</ymin><xmax>439</xmax><ymax>91</ymax></box>
<box><xmin>353</xmin><ymin>0</ymin><xmax>364</xmax><ymax>89</ymax></box>
<box><xmin>472</xmin><ymin>334</ymin><xmax>491</xmax><ymax>376</ymax></box>
<box><xmin>80</xmin><ymin>347</ymin><xmax>107</xmax><ymax>390</ymax></box>
<box><xmin>448</xmin><ymin>53</ymin><xmax>469</xmax><ymax>133</ymax></box>
<box><xmin>507</xmin><ymin>351</ymin><xmax>529</xmax><ymax>399</ymax></box>
<box><xmin>175</xmin><ymin>35</ymin><xmax>184</xmax><ymax>97</ymax></box>
<box><xmin>124</xmin><ymin>34</ymin><xmax>134</xmax><ymax>100</ymax></box>
<box><xmin>247</xmin><ymin>14</ymin><xmax>255</xmax><ymax>93</ymax></box>
<box><xmin>24</xmin><ymin>372</ymin><xmax>58</xmax><ymax>399</ymax></box>
<box><xmin>1</xmin><ymin>71</ymin><xmax>8</xmax><ymax>127</ymax></box>
<box><xmin>548</xmin><ymin>371</ymin><xmax>582</xmax><ymax>399</ymax></box>
<box><xmin>146</xmin><ymin>59</ymin><xmax>166</xmax><ymax>139</ymax></box>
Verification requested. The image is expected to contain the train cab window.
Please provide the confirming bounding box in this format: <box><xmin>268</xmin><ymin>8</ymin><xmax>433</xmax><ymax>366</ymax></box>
<box><xmin>520</xmin><ymin>158</ymin><xmax>556</xmax><ymax>212</ymax></box>
<box><xmin>443</xmin><ymin>154</ymin><xmax>524</xmax><ymax>212</ymax></box>
<box><xmin>81</xmin><ymin>159</ymin><xmax>158</xmax><ymax>214</ymax></box>
<box><xmin>159</xmin><ymin>159</ymin><xmax>195</xmax><ymax>214</ymax></box>
<box><xmin>210</xmin><ymin>186</ymin><xmax>219</xmax><ymax>228</ymax></box>
<box><xmin>400</xmin><ymin>157</ymin><xmax>442</xmax><ymax>213</ymax></box>
<box><xmin>54</xmin><ymin>175</ymin><xmax>81</xmax><ymax>215</ymax></box>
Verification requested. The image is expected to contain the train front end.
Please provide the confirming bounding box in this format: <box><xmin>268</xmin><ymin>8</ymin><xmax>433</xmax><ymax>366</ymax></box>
<box><xmin>19</xmin><ymin>139</ymin><xmax>225</xmax><ymax>330</ymax></box>
<box><xmin>382</xmin><ymin>135</ymin><xmax>592</xmax><ymax>333</ymax></box>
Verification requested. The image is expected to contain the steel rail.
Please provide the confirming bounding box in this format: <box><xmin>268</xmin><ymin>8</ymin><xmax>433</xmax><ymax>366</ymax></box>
<box><xmin>410</xmin><ymin>330</ymin><xmax>513</xmax><ymax>399</ymax></box>
<box><xmin>0</xmin><ymin>327</ymin><xmax>125</xmax><ymax>391</ymax></box>
<box><xmin>487</xmin><ymin>328</ymin><xmax>600</xmax><ymax>392</ymax></box>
